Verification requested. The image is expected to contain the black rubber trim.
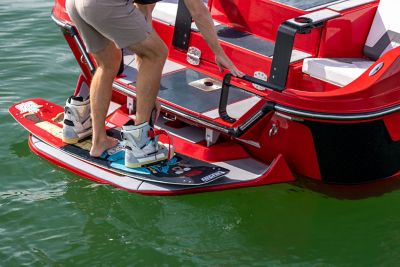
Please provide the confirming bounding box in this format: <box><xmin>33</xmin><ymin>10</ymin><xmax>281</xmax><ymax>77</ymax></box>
<box><xmin>274</xmin><ymin>103</ymin><xmax>400</xmax><ymax>121</ymax></box>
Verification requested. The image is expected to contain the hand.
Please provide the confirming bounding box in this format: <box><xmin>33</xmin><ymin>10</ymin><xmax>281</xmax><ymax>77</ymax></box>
<box><xmin>215</xmin><ymin>52</ymin><xmax>244</xmax><ymax>78</ymax></box>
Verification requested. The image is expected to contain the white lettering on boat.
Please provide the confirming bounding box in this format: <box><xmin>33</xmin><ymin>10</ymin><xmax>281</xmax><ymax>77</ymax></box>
<box><xmin>201</xmin><ymin>170</ymin><xmax>225</xmax><ymax>182</ymax></box>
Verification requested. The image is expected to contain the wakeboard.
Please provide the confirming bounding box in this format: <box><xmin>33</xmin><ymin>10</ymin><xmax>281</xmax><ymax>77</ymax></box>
<box><xmin>9</xmin><ymin>98</ymin><xmax>229</xmax><ymax>186</ymax></box>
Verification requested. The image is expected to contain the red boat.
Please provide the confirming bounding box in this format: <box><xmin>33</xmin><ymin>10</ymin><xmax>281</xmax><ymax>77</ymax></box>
<box><xmin>16</xmin><ymin>0</ymin><xmax>400</xmax><ymax>194</ymax></box>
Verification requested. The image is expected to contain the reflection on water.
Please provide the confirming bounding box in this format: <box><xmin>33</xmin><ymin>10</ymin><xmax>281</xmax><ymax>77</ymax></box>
<box><xmin>10</xmin><ymin>139</ymin><xmax>31</xmax><ymax>158</ymax></box>
<box><xmin>295</xmin><ymin>176</ymin><xmax>400</xmax><ymax>200</ymax></box>
<box><xmin>0</xmin><ymin>187</ymin><xmax>65</xmax><ymax>203</ymax></box>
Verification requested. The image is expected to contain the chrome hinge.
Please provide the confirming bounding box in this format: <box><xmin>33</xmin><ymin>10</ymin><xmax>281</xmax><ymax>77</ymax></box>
<box><xmin>127</xmin><ymin>96</ymin><xmax>135</xmax><ymax>115</ymax></box>
<box><xmin>187</xmin><ymin>46</ymin><xmax>201</xmax><ymax>66</ymax></box>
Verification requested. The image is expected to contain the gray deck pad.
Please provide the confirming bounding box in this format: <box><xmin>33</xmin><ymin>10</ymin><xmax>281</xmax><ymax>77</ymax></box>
<box><xmin>216</xmin><ymin>26</ymin><xmax>275</xmax><ymax>57</ymax></box>
<box><xmin>271</xmin><ymin>0</ymin><xmax>345</xmax><ymax>10</ymax></box>
<box><xmin>215</xmin><ymin>25</ymin><xmax>310</xmax><ymax>62</ymax></box>
<box><xmin>159</xmin><ymin>69</ymin><xmax>254</xmax><ymax>114</ymax></box>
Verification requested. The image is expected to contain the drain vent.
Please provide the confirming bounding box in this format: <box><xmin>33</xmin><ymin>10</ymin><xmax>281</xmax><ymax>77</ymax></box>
<box><xmin>189</xmin><ymin>78</ymin><xmax>222</xmax><ymax>92</ymax></box>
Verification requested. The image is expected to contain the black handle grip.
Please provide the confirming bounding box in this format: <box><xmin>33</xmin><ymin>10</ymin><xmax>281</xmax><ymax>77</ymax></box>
<box><xmin>218</xmin><ymin>73</ymin><xmax>282</xmax><ymax>123</ymax></box>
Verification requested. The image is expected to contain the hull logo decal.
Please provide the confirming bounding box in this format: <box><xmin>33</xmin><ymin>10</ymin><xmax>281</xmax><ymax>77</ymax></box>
<box><xmin>15</xmin><ymin>101</ymin><xmax>42</xmax><ymax>114</ymax></box>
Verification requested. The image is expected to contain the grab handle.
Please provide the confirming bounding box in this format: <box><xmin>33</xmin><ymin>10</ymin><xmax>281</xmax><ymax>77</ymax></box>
<box><xmin>218</xmin><ymin>73</ymin><xmax>282</xmax><ymax>123</ymax></box>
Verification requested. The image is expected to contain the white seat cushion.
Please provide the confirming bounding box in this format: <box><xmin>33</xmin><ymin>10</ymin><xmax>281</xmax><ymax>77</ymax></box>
<box><xmin>153</xmin><ymin>0</ymin><xmax>209</xmax><ymax>27</ymax></box>
<box><xmin>364</xmin><ymin>0</ymin><xmax>400</xmax><ymax>60</ymax></box>
<box><xmin>152</xmin><ymin>1</ymin><xmax>180</xmax><ymax>26</ymax></box>
<box><xmin>302</xmin><ymin>0</ymin><xmax>400</xmax><ymax>87</ymax></box>
<box><xmin>302</xmin><ymin>58</ymin><xmax>374</xmax><ymax>87</ymax></box>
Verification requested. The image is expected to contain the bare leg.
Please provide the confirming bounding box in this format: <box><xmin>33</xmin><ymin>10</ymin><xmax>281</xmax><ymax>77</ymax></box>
<box><xmin>135</xmin><ymin>3</ymin><xmax>157</xmax><ymax>71</ymax></box>
<box><xmin>128</xmin><ymin>30</ymin><xmax>167</xmax><ymax>125</ymax></box>
<box><xmin>89</xmin><ymin>43</ymin><xmax>121</xmax><ymax>157</ymax></box>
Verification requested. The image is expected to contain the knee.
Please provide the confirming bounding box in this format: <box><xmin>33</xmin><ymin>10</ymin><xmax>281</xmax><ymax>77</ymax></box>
<box><xmin>143</xmin><ymin>39</ymin><xmax>168</xmax><ymax>63</ymax></box>
<box><xmin>96</xmin><ymin>50</ymin><xmax>122</xmax><ymax>75</ymax></box>
<box><xmin>151</xmin><ymin>41</ymin><xmax>168</xmax><ymax>63</ymax></box>
<box><xmin>159</xmin><ymin>42</ymin><xmax>168</xmax><ymax>61</ymax></box>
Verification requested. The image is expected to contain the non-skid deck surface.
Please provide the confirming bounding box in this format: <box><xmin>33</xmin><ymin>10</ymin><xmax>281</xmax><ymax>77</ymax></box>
<box><xmin>152</xmin><ymin>0</ymin><xmax>310</xmax><ymax>62</ymax></box>
<box><xmin>159</xmin><ymin>69</ymin><xmax>254</xmax><ymax>113</ymax></box>
<box><xmin>216</xmin><ymin>26</ymin><xmax>275</xmax><ymax>57</ymax></box>
<box><xmin>271</xmin><ymin>0</ymin><xmax>346</xmax><ymax>10</ymax></box>
<box><xmin>215</xmin><ymin>25</ymin><xmax>310</xmax><ymax>62</ymax></box>
<box><xmin>117</xmin><ymin>53</ymin><xmax>261</xmax><ymax>120</ymax></box>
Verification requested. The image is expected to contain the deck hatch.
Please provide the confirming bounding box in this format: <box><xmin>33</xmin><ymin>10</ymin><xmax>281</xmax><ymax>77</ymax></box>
<box><xmin>188</xmin><ymin>78</ymin><xmax>222</xmax><ymax>92</ymax></box>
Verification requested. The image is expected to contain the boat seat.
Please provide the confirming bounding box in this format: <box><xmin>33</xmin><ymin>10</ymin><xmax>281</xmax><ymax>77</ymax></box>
<box><xmin>152</xmin><ymin>0</ymin><xmax>311</xmax><ymax>63</ymax></box>
<box><xmin>303</xmin><ymin>0</ymin><xmax>400</xmax><ymax>87</ymax></box>
<box><xmin>302</xmin><ymin>58</ymin><xmax>374</xmax><ymax>87</ymax></box>
<box><xmin>153</xmin><ymin>0</ymin><xmax>210</xmax><ymax>28</ymax></box>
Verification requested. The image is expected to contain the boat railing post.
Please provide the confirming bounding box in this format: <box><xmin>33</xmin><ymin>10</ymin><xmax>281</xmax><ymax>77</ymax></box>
<box><xmin>172</xmin><ymin>0</ymin><xmax>193</xmax><ymax>51</ymax></box>
<box><xmin>269</xmin><ymin>9</ymin><xmax>341</xmax><ymax>90</ymax></box>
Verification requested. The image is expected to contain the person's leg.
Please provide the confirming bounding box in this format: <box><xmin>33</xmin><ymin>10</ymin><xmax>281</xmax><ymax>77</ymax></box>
<box><xmin>118</xmin><ymin>31</ymin><xmax>169</xmax><ymax>168</ymax></box>
<box><xmin>128</xmin><ymin>30</ymin><xmax>167</xmax><ymax>125</ymax></box>
<box><xmin>89</xmin><ymin>42</ymin><xmax>121</xmax><ymax>157</ymax></box>
<box><xmin>134</xmin><ymin>3</ymin><xmax>156</xmax><ymax>72</ymax></box>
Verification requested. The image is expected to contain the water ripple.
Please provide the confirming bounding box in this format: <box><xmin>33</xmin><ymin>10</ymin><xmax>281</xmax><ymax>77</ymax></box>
<box><xmin>0</xmin><ymin>188</ymin><xmax>65</xmax><ymax>203</ymax></box>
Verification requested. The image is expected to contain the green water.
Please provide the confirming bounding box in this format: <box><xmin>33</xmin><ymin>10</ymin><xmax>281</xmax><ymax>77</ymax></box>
<box><xmin>1</xmin><ymin>0</ymin><xmax>400</xmax><ymax>266</ymax></box>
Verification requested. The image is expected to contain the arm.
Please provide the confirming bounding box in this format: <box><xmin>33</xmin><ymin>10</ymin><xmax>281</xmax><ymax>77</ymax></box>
<box><xmin>183</xmin><ymin>0</ymin><xmax>244</xmax><ymax>77</ymax></box>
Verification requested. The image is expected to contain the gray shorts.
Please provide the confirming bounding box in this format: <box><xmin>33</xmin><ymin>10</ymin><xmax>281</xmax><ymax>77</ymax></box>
<box><xmin>66</xmin><ymin>0</ymin><xmax>152</xmax><ymax>53</ymax></box>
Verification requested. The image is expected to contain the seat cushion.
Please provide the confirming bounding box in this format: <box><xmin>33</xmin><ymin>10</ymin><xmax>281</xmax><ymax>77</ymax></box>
<box><xmin>153</xmin><ymin>0</ymin><xmax>208</xmax><ymax>26</ymax></box>
<box><xmin>152</xmin><ymin>1</ymin><xmax>180</xmax><ymax>25</ymax></box>
<box><xmin>364</xmin><ymin>0</ymin><xmax>400</xmax><ymax>60</ymax></box>
<box><xmin>302</xmin><ymin>58</ymin><xmax>374</xmax><ymax>87</ymax></box>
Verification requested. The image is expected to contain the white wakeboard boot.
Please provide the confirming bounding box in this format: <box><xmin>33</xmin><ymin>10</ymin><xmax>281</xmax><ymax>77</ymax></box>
<box><xmin>121</xmin><ymin>120</ymin><xmax>172</xmax><ymax>168</ymax></box>
<box><xmin>62</xmin><ymin>95</ymin><xmax>92</xmax><ymax>144</ymax></box>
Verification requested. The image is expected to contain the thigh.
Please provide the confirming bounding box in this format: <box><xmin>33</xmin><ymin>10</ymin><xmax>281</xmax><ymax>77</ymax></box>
<box><xmin>91</xmin><ymin>42</ymin><xmax>122</xmax><ymax>72</ymax></box>
<box><xmin>82</xmin><ymin>0</ymin><xmax>152</xmax><ymax>50</ymax></box>
<box><xmin>128</xmin><ymin>30</ymin><xmax>166</xmax><ymax>59</ymax></box>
